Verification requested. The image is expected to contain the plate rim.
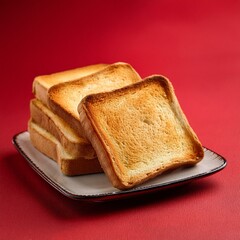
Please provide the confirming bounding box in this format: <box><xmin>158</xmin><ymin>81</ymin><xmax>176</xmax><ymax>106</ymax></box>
<box><xmin>12</xmin><ymin>131</ymin><xmax>227</xmax><ymax>201</ymax></box>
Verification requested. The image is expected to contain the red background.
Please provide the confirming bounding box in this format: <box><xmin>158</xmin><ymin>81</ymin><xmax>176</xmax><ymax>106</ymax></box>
<box><xmin>1</xmin><ymin>1</ymin><xmax>240</xmax><ymax>239</ymax></box>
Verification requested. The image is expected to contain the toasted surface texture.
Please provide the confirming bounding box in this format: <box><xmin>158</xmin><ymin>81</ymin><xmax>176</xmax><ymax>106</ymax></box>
<box><xmin>28</xmin><ymin>121</ymin><xmax>102</xmax><ymax>175</ymax></box>
<box><xmin>78</xmin><ymin>75</ymin><xmax>204</xmax><ymax>189</ymax></box>
<box><xmin>30</xmin><ymin>99</ymin><xmax>96</xmax><ymax>159</ymax></box>
<box><xmin>48</xmin><ymin>62</ymin><xmax>142</xmax><ymax>137</ymax></box>
<box><xmin>33</xmin><ymin>64</ymin><xmax>108</xmax><ymax>105</ymax></box>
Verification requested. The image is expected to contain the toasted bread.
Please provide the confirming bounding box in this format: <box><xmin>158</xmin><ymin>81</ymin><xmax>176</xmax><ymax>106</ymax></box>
<box><xmin>28</xmin><ymin>121</ymin><xmax>102</xmax><ymax>175</ymax></box>
<box><xmin>30</xmin><ymin>99</ymin><xmax>96</xmax><ymax>159</ymax></box>
<box><xmin>78</xmin><ymin>75</ymin><xmax>204</xmax><ymax>189</ymax></box>
<box><xmin>33</xmin><ymin>64</ymin><xmax>108</xmax><ymax>105</ymax></box>
<box><xmin>47</xmin><ymin>62</ymin><xmax>142</xmax><ymax>137</ymax></box>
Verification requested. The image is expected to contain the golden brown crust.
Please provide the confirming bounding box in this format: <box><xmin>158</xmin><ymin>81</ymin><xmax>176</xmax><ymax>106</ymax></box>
<box><xmin>32</xmin><ymin>64</ymin><xmax>108</xmax><ymax>106</ymax></box>
<box><xmin>28</xmin><ymin>120</ymin><xmax>102</xmax><ymax>175</ymax></box>
<box><xmin>78</xmin><ymin>75</ymin><xmax>204</xmax><ymax>189</ymax></box>
<box><xmin>47</xmin><ymin>62</ymin><xmax>142</xmax><ymax>138</ymax></box>
<box><xmin>79</xmin><ymin>106</ymin><xmax>124</xmax><ymax>187</ymax></box>
<box><xmin>30</xmin><ymin>99</ymin><xmax>96</xmax><ymax>159</ymax></box>
<box><xmin>60</xmin><ymin>155</ymin><xmax>102</xmax><ymax>176</ymax></box>
<box><xmin>28</xmin><ymin>120</ymin><xmax>59</xmax><ymax>163</ymax></box>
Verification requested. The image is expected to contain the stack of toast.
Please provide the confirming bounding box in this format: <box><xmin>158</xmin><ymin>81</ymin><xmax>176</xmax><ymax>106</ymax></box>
<box><xmin>29</xmin><ymin>62</ymin><xmax>204</xmax><ymax>190</ymax></box>
<box><xmin>29</xmin><ymin>62</ymin><xmax>142</xmax><ymax>176</ymax></box>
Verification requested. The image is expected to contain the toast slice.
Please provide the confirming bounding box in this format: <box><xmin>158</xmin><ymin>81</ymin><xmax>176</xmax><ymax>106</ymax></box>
<box><xmin>30</xmin><ymin>99</ymin><xmax>96</xmax><ymax>159</ymax></box>
<box><xmin>31</xmin><ymin>63</ymin><xmax>108</xmax><ymax>160</ymax></box>
<box><xmin>33</xmin><ymin>64</ymin><xmax>108</xmax><ymax>105</ymax></box>
<box><xmin>48</xmin><ymin>62</ymin><xmax>142</xmax><ymax>137</ymax></box>
<box><xmin>28</xmin><ymin>121</ymin><xmax>102</xmax><ymax>175</ymax></box>
<box><xmin>78</xmin><ymin>75</ymin><xmax>204</xmax><ymax>190</ymax></box>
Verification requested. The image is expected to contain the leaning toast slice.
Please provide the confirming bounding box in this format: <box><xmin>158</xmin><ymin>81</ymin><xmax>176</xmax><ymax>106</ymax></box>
<box><xmin>78</xmin><ymin>75</ymin><xmax>204</xmax><ymax>190</ymax></box>
<box><xmin>33</xmin><ymin>64</ymin><xmax>108</xmax><ymax>105</ymax></box>
<box><xmin>47</xmin><ymin>62</ymin><xmax>141</xmax><ymax>137</ymax></box>
<box><xmin>28</xmin><ymin>121</ymin><xmax>102</xmax><ymax>176</ymax></box>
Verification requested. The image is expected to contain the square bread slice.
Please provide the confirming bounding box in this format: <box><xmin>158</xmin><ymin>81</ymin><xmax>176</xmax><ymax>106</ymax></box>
<box><xmin>78</xmin><ymin>75</ymin><xmax>204</xmax><ymax>190</ymax></box>
<box><xmin>33</xmin><ymin>63</ymin><xmax>108</xmax><ymax>105</ymax></box>
<box><xmin>47</xmin><ymin>62</ymin><xmax>142</xmax><ymax>138</ymax></box>
<box><xmin>28</xmin><ymin>121</ymin><xmax>102</xmax><ymax>175</ymax></box>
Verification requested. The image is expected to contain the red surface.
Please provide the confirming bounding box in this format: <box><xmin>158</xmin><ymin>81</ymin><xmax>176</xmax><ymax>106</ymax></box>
<box><xmin>1</xmin><ymin>1</ymin><xmax>240</xmax><ymax>239</ymax></box>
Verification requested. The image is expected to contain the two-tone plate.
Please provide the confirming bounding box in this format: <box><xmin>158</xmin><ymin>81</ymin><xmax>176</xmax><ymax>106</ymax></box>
<box><xmin>13</xmin><ymin>131</ymin><xmax>226</xmax><ymax>201</ymax></box>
